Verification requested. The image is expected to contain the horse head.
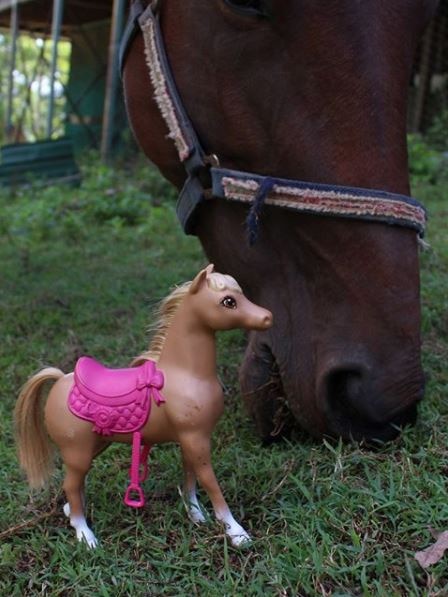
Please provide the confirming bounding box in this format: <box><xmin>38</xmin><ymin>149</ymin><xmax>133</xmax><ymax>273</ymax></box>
<box><xmin>123</xmin><ymin>0</ymin><xmax>439</xmax><ymax>441</ymax></box>
<box><xmin>188</xmin><ymin>265</ymin><xmax>273</xmax><ymax>332</ymax></box>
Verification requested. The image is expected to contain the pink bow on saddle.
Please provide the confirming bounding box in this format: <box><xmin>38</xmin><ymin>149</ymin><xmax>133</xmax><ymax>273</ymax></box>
<box><xmin>137</xmin><ymin>365</ymin><xmax>165</xmax><ymax>406</ymax></box>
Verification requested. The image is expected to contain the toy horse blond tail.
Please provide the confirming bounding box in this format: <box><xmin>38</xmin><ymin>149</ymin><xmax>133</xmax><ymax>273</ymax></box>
<box><xmin>14</xmin><ymin>368</ymin><xmax>64</xmax><ymax>488</ymax></box>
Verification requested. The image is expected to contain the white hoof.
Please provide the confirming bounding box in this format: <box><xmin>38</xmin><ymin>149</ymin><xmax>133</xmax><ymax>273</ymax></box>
<box><xmin>188</xmin><ymin>504</ymin><xmax>206</xmax><ymax>524</ymax></box>
<box><xmin>70</xmin><ymin>515</ymin><xmax>99</xmax><ymax>549</ymax></box>
<box><xmin>180</xmin><ymin>488</ymin><xmax>206</xmax><ymax>524</ymax></box>
<box><xmin>229</xmin><ymin>529</ymin><xmax>251</xmax><ymax>547</ymax></box>
<box><xmin>63</xmin><ymin>503</ymin><xmax>70</xmax><ymax>517</ymax></box>
<box><xmin>220</xmin><ymin>516</ymin><xmax>251</xmax><ymax>547</ymax></box>
<box><xmin>76</xmin><ymin>527</ymin><xmax>99</xmax><ymax>549</ymax></box>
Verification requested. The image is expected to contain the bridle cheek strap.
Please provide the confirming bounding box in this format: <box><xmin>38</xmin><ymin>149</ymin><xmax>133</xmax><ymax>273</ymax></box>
<box><xmin>121</xmin><ymin>1</ymin><xmax>427</xmax><ymax>239</ymax></box>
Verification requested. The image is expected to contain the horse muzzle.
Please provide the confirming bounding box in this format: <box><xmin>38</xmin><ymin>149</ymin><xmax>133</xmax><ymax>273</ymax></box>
<box><xmin>317</xmin><ymin>361</ymin><xmax>424</xmax><ymax>441</ymax></box>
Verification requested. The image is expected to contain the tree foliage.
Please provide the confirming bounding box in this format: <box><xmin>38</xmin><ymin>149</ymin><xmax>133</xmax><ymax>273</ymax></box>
<box><xmin>0</xmin><ymin>31</ymin><xmax>71</xmax><ymax>145</ymax></box>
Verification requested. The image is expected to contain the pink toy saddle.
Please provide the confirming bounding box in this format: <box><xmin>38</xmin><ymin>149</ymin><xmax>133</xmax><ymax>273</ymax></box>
<box><xmin>68</xmin><ymin>356</ymin><xmax>165</xmax><ymax>508</ymax></box>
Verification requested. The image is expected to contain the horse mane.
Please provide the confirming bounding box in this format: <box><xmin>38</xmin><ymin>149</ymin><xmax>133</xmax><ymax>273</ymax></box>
<box><xmin>131</xmin><ymin>282</ymin><xmax>191</xmax><ymax>366</ymax></box>
<box><xmin>131</xmin><ymin>273</ymin><xmax>242</xmax><ymax>366</ymax></box>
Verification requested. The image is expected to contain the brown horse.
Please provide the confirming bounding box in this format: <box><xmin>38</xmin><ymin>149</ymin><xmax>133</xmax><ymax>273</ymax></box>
<box><xmin>122</xmin><ymin>0</ymin><xmax>439</xmax><ymax>442</ymax></box>
<box><xmin>15</xmin><ymin>266</ymin><xmax>273</xmax><ymax>547</ymax></box>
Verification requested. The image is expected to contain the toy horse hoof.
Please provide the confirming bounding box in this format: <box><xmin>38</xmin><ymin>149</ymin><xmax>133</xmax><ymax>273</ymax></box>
<box><xmin>76</xmin><ymin>528</ymin><xmax>99</xmax><ymax>549</ymax></box>
<box><xmin>188</xmin><ymin>506</ymin><xmax>206</xmax><ymax>524</ymax></box>
<box><xmin>70</xmin><ymin>515</ymin><xmax>98</xmax><ymax>549</ymax></box>
<box><xmin>63</xmin><ymin>503</ymin><xmax>70</xmax><ymax>517</ymax></box>
<box><xmin>222</xmin><ymin>520</ymin><xmax>251</xmax><ymax>547</ymax></box>
<box><xmin>230</xmin><ymin>531</ymin><xmax>251</xmax><ymax>548</ymax></box>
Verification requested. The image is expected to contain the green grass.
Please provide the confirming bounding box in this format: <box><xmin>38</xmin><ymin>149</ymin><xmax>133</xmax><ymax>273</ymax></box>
<box><xmin>0</xmin><ymin>158</ymin><xmax>447</xmax><ymax>596</ymax></box>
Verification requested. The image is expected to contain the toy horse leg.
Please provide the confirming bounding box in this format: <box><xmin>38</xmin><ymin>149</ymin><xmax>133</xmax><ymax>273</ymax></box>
<box><xmin>62</xmin><ymin>442</ymin><xmax>109</xmax><ymax>520</ymax></box>
<box><xmin>181</xmin><ymin>452</ymin><xmax>206</xmax><ymax>523</ymax></box>
<box><xmin>60</xmin><ymin>448</ymin><xmax>98</xmax><ymax>548</ymax></box>
<box><xmin>179</xmin><ymin>433</ymin><xmax>250</xmax><ymax>547</ymax></box>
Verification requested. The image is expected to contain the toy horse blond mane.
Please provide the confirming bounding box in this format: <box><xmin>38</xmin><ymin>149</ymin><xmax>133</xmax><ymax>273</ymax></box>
<box><xmin>133</xmin><ymin>273</ymin><xmax>243</xmax><ymax>366</ymax></box>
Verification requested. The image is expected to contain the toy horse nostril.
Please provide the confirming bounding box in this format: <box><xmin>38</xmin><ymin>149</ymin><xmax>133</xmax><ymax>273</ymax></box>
<box><xmin>263</xmin><ymin>313</ymin><xmax>273</xmax><ymax>328</ymax></box>
<box><xmin>254</xmin><ymin>312</ymin><xmax>273</xmax><ymax>330</ymax></box>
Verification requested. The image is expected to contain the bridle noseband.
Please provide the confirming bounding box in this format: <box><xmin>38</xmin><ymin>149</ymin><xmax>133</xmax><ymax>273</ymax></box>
<box><xmin>120</xmin><ymin>0</ymin><xmax>427</xmax><ymax>240</ymax></box>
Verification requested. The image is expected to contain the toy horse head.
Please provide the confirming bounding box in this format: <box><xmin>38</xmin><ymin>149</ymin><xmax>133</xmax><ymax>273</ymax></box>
<box><xmin>188</xmin><ymin>264</ymin><xmax>273</xmax><ymax>332</ymax></box>
<box><xmin>132</xmin><ymin>265</ymin><xmax>273</xmax><ymax>367</ymax></box>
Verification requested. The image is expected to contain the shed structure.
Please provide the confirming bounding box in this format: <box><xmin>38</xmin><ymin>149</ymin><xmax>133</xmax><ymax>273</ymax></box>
<box><xmin>0</xmin><ymin>0</ymin><xmax>128</xmax><ymax>185</ymax></box>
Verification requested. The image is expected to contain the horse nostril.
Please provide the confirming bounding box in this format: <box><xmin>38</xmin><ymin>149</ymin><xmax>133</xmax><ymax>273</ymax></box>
<box><xmin>325</xmin><ymin>368</ymin><xmax>367</xmax><ymax>420</ymax></box>
<box><xmin>321</xmin><ymin>363</ymin><xmax>423</xmax><ymax>440</ymax></box>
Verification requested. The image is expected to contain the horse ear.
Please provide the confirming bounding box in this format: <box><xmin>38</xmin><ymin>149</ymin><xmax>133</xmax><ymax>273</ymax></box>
<box><xmin>189</xmin><ymin>264</ymin><xmax>214</xmax><ymax>294</ymax></box>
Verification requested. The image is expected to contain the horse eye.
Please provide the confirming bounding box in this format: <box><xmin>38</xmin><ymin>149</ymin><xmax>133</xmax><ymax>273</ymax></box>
<box><xmin>223</xmin><ymin>0</ymin><xmax>271</xmax><ymax>18</ymax></box>
<box><xmin>221</xmin><ymin>296</ymin><xmax>237</xmax><ymax>309</ymax></box>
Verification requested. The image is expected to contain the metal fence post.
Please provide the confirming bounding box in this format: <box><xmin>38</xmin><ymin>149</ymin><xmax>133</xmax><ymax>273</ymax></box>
<box><xmin>100</xmin><ymin>0</ymin><xmax>126</xmax><ymax>161</ymax></box>
<box><xmin>5</xmin><ymin>0</ymin><xmax>19</xmax><ymax>138</ymax></box>
<box><xmin>46</xmin><ymin>0</ymin><xmax>64</xmax><ymax>138</ymax></box>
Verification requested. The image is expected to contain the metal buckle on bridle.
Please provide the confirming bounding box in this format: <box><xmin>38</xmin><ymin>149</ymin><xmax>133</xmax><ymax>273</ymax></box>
<box><xmin>204</xmin><ymin>154</ymin><xmax>220</xmax><ymax>168</ymax></box>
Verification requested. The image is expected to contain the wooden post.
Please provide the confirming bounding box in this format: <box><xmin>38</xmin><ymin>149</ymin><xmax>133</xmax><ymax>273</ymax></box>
<box><xmin>100</xmin><ymin>0</ymin><xmax>126</xmax><ymax>161</ymax></box>
<box><xmin>46</xmin><ymin>0</ymin><xmax>64</xmax><ymax>138</ymax></box>
<box><xmin>5</xmin><ymin>0</ymin><xmax>19</xmax><ymax>138</ymax></box>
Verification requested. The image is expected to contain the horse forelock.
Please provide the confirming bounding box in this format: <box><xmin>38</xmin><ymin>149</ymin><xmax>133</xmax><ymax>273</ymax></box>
<box><xmin>207</xmin><ymin>273</ymin><xmax>242</xmax><ymax>294</ymax></box>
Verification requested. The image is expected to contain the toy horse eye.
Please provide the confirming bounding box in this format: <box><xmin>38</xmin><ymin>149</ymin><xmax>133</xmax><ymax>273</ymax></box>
<box><xmin>223</xmin><ymin>0</ymin><xmax>271</xmax><ymax>18</ymax></box>
<box><xmin>221</xmin><ymin>296</ymin><xmax>237</xmax><ymax>309</ymax></box>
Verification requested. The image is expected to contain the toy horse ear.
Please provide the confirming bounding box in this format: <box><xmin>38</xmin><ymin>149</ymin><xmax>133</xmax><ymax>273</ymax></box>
<box><xmin>189</xmin><ymin>264</ymin><xmax>214</xmax><ymax>294</ymax></box>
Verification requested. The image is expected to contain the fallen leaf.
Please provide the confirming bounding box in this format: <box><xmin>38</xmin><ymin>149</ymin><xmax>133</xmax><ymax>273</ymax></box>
<box><xmin>415</xmin><ymin>530</ymin><xmax>448</xmax><ymax>568</ymax></box>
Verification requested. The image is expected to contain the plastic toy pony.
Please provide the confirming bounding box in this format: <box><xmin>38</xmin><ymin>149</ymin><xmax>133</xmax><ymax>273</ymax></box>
<box><xmin>15</xmin><ymin>265</ymin><xmax>273</xmax><ymax>548</ymax></box>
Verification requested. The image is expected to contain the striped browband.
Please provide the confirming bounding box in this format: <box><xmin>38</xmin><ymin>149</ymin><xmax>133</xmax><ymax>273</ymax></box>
<box><xmin>121</xmin><ymin>1</ymin><xmax>427</xmax><ymax>239</ymax></box>
<box><xmin>211</xmin><ymin>169</ymin><xmax>426</xmax><ymax>238</ymax></box>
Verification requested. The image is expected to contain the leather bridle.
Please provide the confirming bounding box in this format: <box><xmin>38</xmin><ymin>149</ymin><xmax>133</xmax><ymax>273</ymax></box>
<box><xmin>120</xmin><ymin>0</ymin><xmax>427</xmax><ymax>240</ymax></box>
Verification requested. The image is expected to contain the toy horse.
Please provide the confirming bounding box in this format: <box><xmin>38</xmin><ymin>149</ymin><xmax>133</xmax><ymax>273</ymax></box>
<box><xmin>15</xmin><ymin>265</ymin><xmax>273</xmax><ymax>548</ymax></box>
